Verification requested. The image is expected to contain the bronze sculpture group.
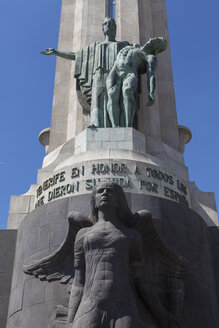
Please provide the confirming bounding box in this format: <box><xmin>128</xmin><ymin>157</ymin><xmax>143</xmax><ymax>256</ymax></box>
<box><xmin>25</xmin><ymin>181</ymin><xmax>189</xmax><ymax>328</ymax></box>
<box><xmin>41</xmin><ymin>17</ymin><xmax>167</xmax><ymax>128</ymax></box>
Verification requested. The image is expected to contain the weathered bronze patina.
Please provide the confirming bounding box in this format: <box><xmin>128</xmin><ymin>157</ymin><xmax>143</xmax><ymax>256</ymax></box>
<box><xmin>41</xmin><ymin>18</ymin><xmax>167</xmax><ymax>128</ymax></box>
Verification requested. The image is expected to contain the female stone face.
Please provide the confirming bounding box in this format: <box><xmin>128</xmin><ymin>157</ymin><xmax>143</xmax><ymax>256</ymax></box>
<box><xmin>95</xmin><ymin>182</ymin><xmax>119</xmax><ymax>210</ymax></box>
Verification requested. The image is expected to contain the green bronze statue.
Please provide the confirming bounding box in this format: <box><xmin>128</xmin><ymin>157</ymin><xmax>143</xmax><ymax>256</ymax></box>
<box><xmin>106</xmin><ymin>38</ymin><xmax>167</xmax><ymax>127</ymax></box>
<box><xmin>142</xmin><ymin>37</ymin><xmax>168</xmax><ymax>106</ymax></box>
<box><xmin>41</xmin><ymin>18</ymin><xmax>167</xmax><ymax>128</ymax></box>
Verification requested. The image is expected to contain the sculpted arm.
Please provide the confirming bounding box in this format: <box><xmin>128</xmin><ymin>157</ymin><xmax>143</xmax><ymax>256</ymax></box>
<box><xmin>67</xmin><ymin>229</ymin><xmax>86</xmax><ymax>326</ymax></box>
<box><xmin>67</xmin><ymin>269</ymin><xmax>84</xmax><ymax>325</ymax></box>
<box><xmin>41</xmin><ymin>48</ymin><xmax>76</xmax><ymax>60</ymax></box>
<box><xmin>140</xmin><ymin>38</ymin><xmax>167</xmax><ymax>106</ymax></box>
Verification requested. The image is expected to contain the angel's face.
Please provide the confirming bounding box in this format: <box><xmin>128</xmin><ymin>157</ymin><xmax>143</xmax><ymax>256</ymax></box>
<box><xmin>95</xmin><ymin>182</ymin><xmax>119</xmax><ymax>210</ymax></box>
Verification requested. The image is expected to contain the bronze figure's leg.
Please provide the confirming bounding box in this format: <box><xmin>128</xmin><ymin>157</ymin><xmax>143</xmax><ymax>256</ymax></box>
<box><xmin>122</xmin><ymin>73</ymin><xmax>138</xmax><ymax>127</ymax></box>
<box><xmin>146</xmin><ymin>55</ymin><xmax>157</xmax><ymax>106</ymax></box>
<box><xmin>90</xmin><ymin>70</ymin><xmax>105</xmax><ymax>127</ymax></box>
<box><xmin>106</xmin><ymin>68</ymin><xmax>122</xmax><ymax>128</ymax></box>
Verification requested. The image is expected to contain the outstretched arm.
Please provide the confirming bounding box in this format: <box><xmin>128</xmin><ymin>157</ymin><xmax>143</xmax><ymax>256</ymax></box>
<box><xmin>41</xmin><ymin>48</ymin><xmax>76</xmax><ymax>60</ymax></box>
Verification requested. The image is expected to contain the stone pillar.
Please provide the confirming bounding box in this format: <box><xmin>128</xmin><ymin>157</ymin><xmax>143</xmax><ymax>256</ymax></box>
<box><xmin>138</xmin><ymin>0</ymin><xmax>162</xmax><ymax>148</ymax></box>
<box><xmin>49</xmin><ymin>0</ymin><xmax>75</xmax><ymax>153</ymax></box>
<box><xmin>67</xmin><ymin>0</ymin><xmax>107</xmax><ymax>141</ymax></box>
<box><xmin>49</xmin><ymin>0</ymin><xmax>107</xmax><ymax>153</ymax></box>
<box><xmin>150</xmin><ymin>0</ymin><xmax>180</xmax><ymax>151</ymax></box>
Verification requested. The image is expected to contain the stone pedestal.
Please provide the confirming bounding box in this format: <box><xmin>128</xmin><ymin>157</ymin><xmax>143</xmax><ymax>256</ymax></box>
<box><xmin>7</xmin><ymin>127</ymin><xmax>218</xmax><ymax>229</ymax></box>
<box><xmin>74</xmin><ymin>128</ymin><xmax>146</xmax><ymax>155</ymax></box>
<box><xmin>6</xmin><ymin>196</ymin><xmax>219</xmax><ymax>328</ymax></box>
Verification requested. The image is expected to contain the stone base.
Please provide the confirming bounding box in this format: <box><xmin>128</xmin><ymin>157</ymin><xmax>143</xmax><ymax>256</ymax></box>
<box><xmin>74</xmin><ymin>128</ymin><xmax>146</xmax><ymax>155</ymax></box>
<box><xmin>0</xmin><ymin>230</ymin><xmax>17</xmax><ymax>328</ymax></box>
<box><xmin>7</xmin><ymin>128</ymin><xmax>218</xmax><ymax>229</ymax></box>
<box><xmin>5</xmin><ymin>195</ymin><xmax>219</xmax><ymax>328</ymax></box>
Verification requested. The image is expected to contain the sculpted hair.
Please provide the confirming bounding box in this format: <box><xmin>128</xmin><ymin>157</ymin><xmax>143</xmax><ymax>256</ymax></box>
<box><xmin>89</xmin><ymin>181</ymin><xmax>132</xmax><ymax>225</ymax></box>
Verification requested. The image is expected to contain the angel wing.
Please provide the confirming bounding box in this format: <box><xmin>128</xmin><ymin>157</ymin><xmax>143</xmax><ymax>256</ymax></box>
<box><xmin>132</xmin><ymin>210</ymin><xmax>195</xmax><ymax>325</ymax></box>
<box><xmin>132</xmin><ymin>210</ymin><xmax>192</xmax><ymax>280</ymax></box>
<box><xmin>23</xmin><ymin>211</ymin><xmax>92</xmax><ymax>284</ymax></box>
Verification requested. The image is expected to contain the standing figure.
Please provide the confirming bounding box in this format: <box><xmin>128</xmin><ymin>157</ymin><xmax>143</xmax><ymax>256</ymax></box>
<box><xmin>66</xmin><ymin>181</ymin><xmax>179</xmax><ymax>328</ymax></box>
<box><xmin>24</xmin><ymin>181</ymin><xmax>189</xmax><ymax>328</ymax></box>
<box><xmin>41</xmin><ymin>17</ymin><xmax>129</xmax><ymax>128</ymax></box>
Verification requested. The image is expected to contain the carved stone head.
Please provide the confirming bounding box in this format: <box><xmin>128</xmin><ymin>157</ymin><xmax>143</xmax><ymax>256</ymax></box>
<box><xmin>89</xmin><ymin>181</ymin><xmax>132</xmax><ymax>224</ymax></box>
<box><xmin>102</xmin><ymin>17</ymin><xmax>116</xmax><ymax>40</ymax></box>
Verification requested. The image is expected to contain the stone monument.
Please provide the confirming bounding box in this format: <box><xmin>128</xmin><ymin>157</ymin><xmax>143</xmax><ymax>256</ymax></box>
<box><xmin>1</xmin><ymin>1</ymin><xmax>219</xmax><ymax>328</ymax></box>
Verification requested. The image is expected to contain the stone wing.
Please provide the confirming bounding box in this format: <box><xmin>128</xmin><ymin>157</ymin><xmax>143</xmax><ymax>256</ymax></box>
<box><xmin>23</xmin><ymin>211</ymin><xmax>92</xmax><ymax>284</ymax></box>
<box><xmin>133</xmin><ymin>210</ymin><xmax>191</xmax><ymax>281</ymax></box>
<box><xmin>133</xmin><ymin>210</ymin><xmax>194</xmax><ymax>325</ymax></box>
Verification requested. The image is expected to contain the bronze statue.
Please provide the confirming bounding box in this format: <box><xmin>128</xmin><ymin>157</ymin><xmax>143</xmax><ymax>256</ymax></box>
<box><xmin>24</xmin><ymin>181</ymin><xmax>191</xmax><ymax>327</ymax></box>
<box><xmin>106</xmin><ymin>38</ymin><xmax>167</xmax><ymax>127</ymax></box>
<box><xmin>41</xmin><ymin>17</ymin><xmax>129</xmax><ymax>128</ymax></box>
<box><xmin>41</xmin><ymin>18</ymin><xmax>167</xmax><ymax>129</ymax></box>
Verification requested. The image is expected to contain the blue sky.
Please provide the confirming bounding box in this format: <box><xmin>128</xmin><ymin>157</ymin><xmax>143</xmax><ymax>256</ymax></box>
<box><xmin>0</xmin><ymin>0</ymin><xmax>219</xmax><ymax>229</ymax></box>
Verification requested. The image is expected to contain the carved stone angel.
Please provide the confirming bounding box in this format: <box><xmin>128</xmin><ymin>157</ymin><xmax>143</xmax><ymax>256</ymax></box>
<box><xmin>24</xmin><ymin>181</ymin><xmax>190</xmax><ymax>328</ymax></box>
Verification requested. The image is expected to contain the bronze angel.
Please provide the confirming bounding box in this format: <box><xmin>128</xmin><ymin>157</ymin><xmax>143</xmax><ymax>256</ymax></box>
<box><xmin>24</xmin><ymin>181</ymin><xmax>191</xmax><ymax>328</ymax></box>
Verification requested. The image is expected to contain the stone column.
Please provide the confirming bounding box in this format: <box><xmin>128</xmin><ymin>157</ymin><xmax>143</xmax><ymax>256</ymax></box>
<box><xmin>138</xmin><ymin>0</ymin><xmax>163</xmax><ymax>150</ymax></box>
<box><xmin>150</xmin><ymin>0</ymin><xmax>180</xmax><ymax>151</ymax></box>
<box><xmin>48</xmin><ymin>0</ymin><xmax>107</xmax><ymax>153</ymax></box>
<box><xmin>67</xmin><ymin>0</ymin><xmax>107</xmax><ymax>141</ymax></box>
<box><xmin>49</xmin><ymin>0</ymin><xmax>75</xmax><ymax>153</ymax></box>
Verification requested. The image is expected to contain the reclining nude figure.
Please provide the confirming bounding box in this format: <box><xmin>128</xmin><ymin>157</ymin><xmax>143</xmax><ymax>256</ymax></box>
<box><xmin>24</xmin><ymin>181</ymin><xmax>190</xmax><ymax>327</ymax></box>
<box><xmin>106</xmin><ymin>38</ymin><xmax>167</xmax><ymax>127</ymax></box>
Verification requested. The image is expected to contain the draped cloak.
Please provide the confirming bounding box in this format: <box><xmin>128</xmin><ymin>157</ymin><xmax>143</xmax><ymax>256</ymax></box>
<box><xmin>74</xmin><ymin>41</ymin><xmax>129</xmax><ymax>113</ymax></box>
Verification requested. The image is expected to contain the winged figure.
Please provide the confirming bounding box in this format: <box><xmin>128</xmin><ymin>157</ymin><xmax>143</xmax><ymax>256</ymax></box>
<box><xmin>24</xmin><ymin>181</ymin><xmax>191</xmax><ymax>328</ymax></box>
